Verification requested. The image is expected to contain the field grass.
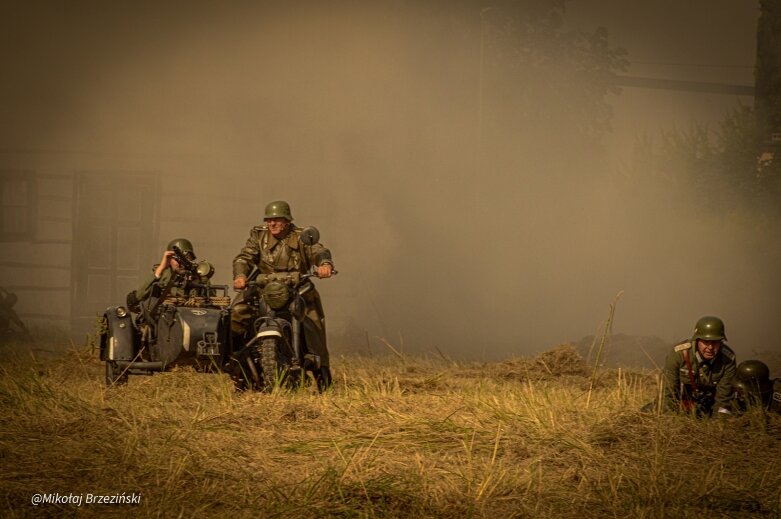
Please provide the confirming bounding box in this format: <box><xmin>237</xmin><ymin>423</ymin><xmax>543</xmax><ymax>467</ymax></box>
<box><xmin>1</xmin><ymin>339</ymin><xmax>780</xmax><ymax>518</ymax></box>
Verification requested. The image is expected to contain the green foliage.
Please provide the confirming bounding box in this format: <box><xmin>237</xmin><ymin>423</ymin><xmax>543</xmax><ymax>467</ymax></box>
<box><xmin>628</xmin><ymin>105</ymin><xmax>780</xmax><ymax>215</ymax></box>
<box><xmin>626</xmin><ymin>0</ymin><xmax>781</xmax><ymax>213</ymax></box>
<box><xmin>756</xmin><ymin>0</ymin><xmax>781</xmax><ymax>136</ymax></box>
<box><xmin>481</xmin><ymin>0</ymin><xmax>629</xmax><ymax>143</ymax></box>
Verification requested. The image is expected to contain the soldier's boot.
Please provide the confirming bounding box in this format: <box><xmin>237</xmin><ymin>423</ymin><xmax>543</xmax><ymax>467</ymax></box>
<box><xmin>230</xmin><ymin>302</ymin><xmax>255</xmax><ymax>352</ymax></box>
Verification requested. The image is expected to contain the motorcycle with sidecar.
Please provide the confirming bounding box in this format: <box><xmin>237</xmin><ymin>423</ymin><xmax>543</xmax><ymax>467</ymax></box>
<box><xmin>99</xmin><ymin>249</ymin><xmax>232</xmax><ymax>386</ymax></box>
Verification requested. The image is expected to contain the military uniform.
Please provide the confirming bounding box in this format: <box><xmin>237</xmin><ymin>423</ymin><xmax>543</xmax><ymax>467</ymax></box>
<box><xmin>132</xmin><ymin>266</ymin><xmax>188</xmax><ymax>304</ymax></box>
<box><xmin>126</xmin><ymin>238</ymin><xmax>200</xmax><ymax>314</ymax></box>
<box><xmin>662</xmin><ymin>340</ymin><xmax>736</xmax><ymax>414</ymax></box>
<box><xmin>231</xmin><ymin>224</ymin><xmax>334</xmax><ymax>366</ymax></box>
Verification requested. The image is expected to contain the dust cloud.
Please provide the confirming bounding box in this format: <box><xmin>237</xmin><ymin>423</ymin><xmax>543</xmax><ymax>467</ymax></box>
<box><xmin>2</xmin><ymin>1</ymin><xmax>778</xmax><ymax>359</ymax></box>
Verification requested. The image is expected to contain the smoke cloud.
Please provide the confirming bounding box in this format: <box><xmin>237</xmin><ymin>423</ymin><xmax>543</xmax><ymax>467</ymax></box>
<box><xmin>2</xmin><ymin>1</ymin><xmax>777</xmax><ymax>359</ymax></box>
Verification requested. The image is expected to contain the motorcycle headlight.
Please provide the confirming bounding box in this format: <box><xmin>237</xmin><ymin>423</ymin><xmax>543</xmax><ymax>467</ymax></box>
<box><xmin>262</xmin><ymin>281</ymin><xmax>290</xmax><ymax>310</ymax></box>
<box><xmin>116</xmin><ymin>306</ymin><xmax>128</xmax><ymax>318</ymax></box>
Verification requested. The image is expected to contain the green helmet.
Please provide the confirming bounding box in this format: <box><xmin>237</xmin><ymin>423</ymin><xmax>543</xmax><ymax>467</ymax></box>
<box><xmin>692</xmin><ymin>316</ymin><xmax>726</xmax><ymax>341</ymax></box>
<box><xmin>264</xmin><ymin>200</ymin><xmax>293</xmax><ymax>221</ymax></box>
<box><xmin>166</xmin><ymin>238</ymin><xmax>195</xmax><ymax>259</ymax></box>
<box><xmin>735</xmin><ymin>360</ymin><xmax>773</xmax><ymax>405</ymax></box>
<box><xmin>736</xmin><ymin>360</ymin><xmax>771</xmax><ymax>385</ymax></box>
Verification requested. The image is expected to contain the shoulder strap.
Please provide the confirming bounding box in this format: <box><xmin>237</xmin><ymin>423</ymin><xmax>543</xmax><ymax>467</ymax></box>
<box><xmin>682</xmin><ymin>348</ymin><xmax>698</xmax><ymax>392</ymax></box>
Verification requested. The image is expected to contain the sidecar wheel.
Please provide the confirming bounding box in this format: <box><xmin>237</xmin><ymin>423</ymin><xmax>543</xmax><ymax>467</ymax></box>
<box><xmin>105</xmin><ymin>361</ymin><xmax>128</xmax><ymax>387</ymax></box>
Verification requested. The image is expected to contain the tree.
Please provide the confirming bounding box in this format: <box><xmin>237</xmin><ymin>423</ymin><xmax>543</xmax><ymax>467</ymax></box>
<box><xmin>755</xmin><ymin>0</ymin><xmax>781</xmax><ymax>144</ymax></box>
<box><xmin>626</xmin><ymin>0</ymin><xmax>781</xmax><ymax>211</ymax></box>
<box><xmin>755</xmin><ymin>0</ymin><xmax>781</xmax><ymax>196</ymax></box>
<box><xmin>480</xmin><ymin>0</ymin><xmax>628</xmax><ymax>150</ymax></box>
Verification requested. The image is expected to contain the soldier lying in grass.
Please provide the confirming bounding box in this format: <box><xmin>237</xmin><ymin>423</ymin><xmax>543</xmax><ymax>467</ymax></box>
<box><xmin>643</xmin><ymin>316</ymin><xmax>736</xmax><ymax>417</ymax></box>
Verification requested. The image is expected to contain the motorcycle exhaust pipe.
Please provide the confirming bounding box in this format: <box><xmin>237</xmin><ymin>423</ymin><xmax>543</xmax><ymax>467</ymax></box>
<box><xmin>116</xmin><ymin>361</ymin><xmax>165</xmax><ymax>371</ymax></box>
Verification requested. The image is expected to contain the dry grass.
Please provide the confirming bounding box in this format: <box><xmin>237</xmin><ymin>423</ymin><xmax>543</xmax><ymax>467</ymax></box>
<box><xmin>1</xmin><ymin>340</ymin><xmax>780</xmax><ymax>518</ymax></box>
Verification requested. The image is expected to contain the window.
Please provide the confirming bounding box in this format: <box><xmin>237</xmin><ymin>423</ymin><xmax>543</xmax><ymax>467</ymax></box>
<box><xmin>0</xmin><ymin>171</ymin><xmax>36</xmax><ymax>241</ymax></box>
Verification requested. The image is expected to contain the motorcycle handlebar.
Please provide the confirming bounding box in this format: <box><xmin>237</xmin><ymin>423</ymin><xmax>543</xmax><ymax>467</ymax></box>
<box><xmin>245</xmin><ymin>269</ymin><xmax>337</xmax><ymax>289</ymax></box>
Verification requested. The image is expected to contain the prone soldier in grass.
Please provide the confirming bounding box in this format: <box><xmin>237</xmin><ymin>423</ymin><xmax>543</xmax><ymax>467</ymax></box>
<box><xmin>643</xmin><ymin>316</ymin><xmax>737</xmax><ymax>416</ymax></box>
<box><xmin>732</xmin><ymin>359</ymin><xmax>781</xmax><ymax>415</ymax></box>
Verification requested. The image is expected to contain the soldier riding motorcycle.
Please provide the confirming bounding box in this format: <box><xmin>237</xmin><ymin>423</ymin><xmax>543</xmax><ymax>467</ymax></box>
<box><xmin>229</xmin><ymin>201</ymin><xmax>336</xmax><ymax>392</ymax></box>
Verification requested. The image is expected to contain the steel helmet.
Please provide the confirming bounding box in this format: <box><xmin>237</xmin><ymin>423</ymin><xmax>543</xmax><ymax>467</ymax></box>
<box><xmin>736</xmin><ymin>360</ymin><xmax>771</xmax><ymax>385</ymax></box>
<box><xmin>692</xmin><ymin>316</ymin><xmax>726</xmax><ymax>341</ymax></box>
<box><xmin>166</xmin><ymin>238</ymin><xmax>195</xmax><ymax>259</ymax></box>
<box><xmin>264</xmin><ymin>200</ymin><xmax>293</xmax><ymax>221</ymax></box>
<box><xmin>735</xmin><ymin>360</ymin><xmax>773</xmax><ymax>406</ymax></box>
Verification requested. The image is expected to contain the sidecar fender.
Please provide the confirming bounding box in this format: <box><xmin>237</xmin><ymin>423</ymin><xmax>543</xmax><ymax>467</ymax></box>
<box><xmin>100</xmin><ymin>307</ymin><xmax>137</xmax><ymax>361</ymax></box>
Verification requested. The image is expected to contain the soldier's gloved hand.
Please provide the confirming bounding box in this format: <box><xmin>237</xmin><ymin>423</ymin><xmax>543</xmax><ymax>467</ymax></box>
<box><xmin>233</xmin><ymin>276</ymin><xmax>247</xmax><ymax>290</ymax></box>
<box><xmin>317</xmin><ymin>264</ymin><xmax>333</xmax><ymax>279</ymax></box>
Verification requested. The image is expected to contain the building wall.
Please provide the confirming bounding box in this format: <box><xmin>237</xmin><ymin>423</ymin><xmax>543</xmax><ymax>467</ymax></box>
<box><xmin>0</xmin><ymin>153</ymin><xmax>354</xmax><ymax>345</ymax></box>
<box><xmin>0</xmin><ymin>171</ymin><xmax>73</xmax><ymax>331</ymax></box>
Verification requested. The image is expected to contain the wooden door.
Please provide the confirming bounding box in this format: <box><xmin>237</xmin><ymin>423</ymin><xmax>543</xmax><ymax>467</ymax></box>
<box><xmin>71</xmin><ymin>173</ymin><xmax>158</xmax><ymax>334</ymax></box>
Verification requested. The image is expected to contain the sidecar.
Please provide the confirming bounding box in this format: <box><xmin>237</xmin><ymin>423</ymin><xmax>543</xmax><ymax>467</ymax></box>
<box><xmin>99</xmin><ymin>285</ymin><xmax>232</xmax><ymax>386</ymax></box>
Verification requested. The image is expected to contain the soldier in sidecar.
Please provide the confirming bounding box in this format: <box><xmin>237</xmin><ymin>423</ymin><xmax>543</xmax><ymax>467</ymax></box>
<box><xmin>99</xmin><ymin>238</ymin><xmax>232</xmax><ymax>386</ymax></box>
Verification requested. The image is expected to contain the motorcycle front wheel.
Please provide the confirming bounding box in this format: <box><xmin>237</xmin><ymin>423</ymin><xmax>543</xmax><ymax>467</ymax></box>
<box><xmin>260</xmin><ymin>337</ymin><xmax>283</xmax><ymax>391</ymax></box>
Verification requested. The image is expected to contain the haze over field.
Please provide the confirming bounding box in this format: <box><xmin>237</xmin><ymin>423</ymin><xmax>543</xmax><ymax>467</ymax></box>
<box><xmin>2</xmin><ymin>1</ymin><xmax>778</xmax><ymax>358</ymax></box>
